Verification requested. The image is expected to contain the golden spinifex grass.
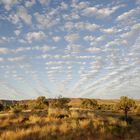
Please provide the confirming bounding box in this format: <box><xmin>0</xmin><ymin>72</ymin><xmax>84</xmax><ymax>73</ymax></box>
<box><xmin>0</xmin><ymin>109</ymin><xmax>140</xmax><ymax>140</ymax></box>
<box><xmin>0</xmin><ymin>97</ymin><xmax>140</xmax><ymax>140</ymax></box>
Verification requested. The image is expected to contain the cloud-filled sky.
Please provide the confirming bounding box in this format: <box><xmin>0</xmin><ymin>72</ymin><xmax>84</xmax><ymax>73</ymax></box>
<box><xmin>0</xmin><ymin>0</ymin><xmax>140</xmax><ymax>100</ymax></box>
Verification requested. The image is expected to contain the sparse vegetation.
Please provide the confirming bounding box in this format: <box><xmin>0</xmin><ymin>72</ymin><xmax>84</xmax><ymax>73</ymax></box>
<box><xmin>0</xmin><ymin>102</ymin><xmax>4</xmax><ymax>112</ymax></box>
<box><xmin>81</xmin><ymin>99</ymin><xmax>98</xmax><ymax>109</ymax></box>
<box><xmin>0</xmin><ymin>96</ymin><xmax>140</xmax><ymax>140</ymax></box>
<box><xmin>116</xmin><ymin>96</ymin><xmax>136</xmax><ymax>123</ymax></box>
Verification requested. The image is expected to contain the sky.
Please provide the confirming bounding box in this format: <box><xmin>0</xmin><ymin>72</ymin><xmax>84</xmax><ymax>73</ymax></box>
<box><xmin>0</xmin><ymin>0</ymin><xmax>140</xmax><ymax>100</ymax></box>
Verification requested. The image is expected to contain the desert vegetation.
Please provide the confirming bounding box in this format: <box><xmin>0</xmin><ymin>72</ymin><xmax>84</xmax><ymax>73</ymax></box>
<box><xmin>0</xmin><ymin>96</ymin><xmax>140</xmax><ymax>140</ymax></box>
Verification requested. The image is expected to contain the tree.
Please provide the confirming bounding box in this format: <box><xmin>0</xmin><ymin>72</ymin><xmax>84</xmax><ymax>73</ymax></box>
<box><xmin>36</xmin><ymin>96</ymin><xmax>47</xmax><ymax>104</ymax></box>
<box><xmin>0</xmin><ymin>102</ymin><xmax>4</xmax><ymax>111</ymax></box>
<box><xmin>81</xmin><ymin>99</ymin><xmax>98</xmax><ymax>109</ymax></box>
<box><xmin>48</xmin><ymin>97</ymin><xmax>70</xmax><ymax>117</ymax></box>
<box><xmin>49</xmin><ymin>97</ymin><xmax>70</xmax><ymax>109</ymax></box>
<box><xmin>117</xmin><ymin>96</ymin><xmax>136</xmax><ymax>121</ymax></box>
<box><xmin>35</xmin><ymin>96</ymin><xmax>49</xmax><ymax>109</ymax></box>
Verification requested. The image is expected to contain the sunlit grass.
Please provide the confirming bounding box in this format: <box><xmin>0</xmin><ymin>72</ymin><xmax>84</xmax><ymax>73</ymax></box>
<box><xmin>0</xmin><ymin>108</ymin><xmax>140</xmax><ymax>140</ymax></box>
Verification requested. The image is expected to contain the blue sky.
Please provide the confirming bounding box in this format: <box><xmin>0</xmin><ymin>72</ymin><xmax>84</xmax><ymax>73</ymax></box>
<box><xmin>0</xmin><ymin>0</ymin><xmax>140</xmax><ymax>100</ymax></box>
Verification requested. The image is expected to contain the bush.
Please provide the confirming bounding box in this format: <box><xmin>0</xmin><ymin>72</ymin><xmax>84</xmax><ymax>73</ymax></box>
<box><xmin>98</xmin><ymin>104</ymin><xmax>115</xmax><ymax>111</ymax></box>
<box><xmin>135</xmin><ymin>105</ymin><xmax>140</xmax><ymax>115</ymax></box>
<box><xmin>81</xmin><ymin>99</ymin><xmax>98</xmax><ymax>109</ymax></box>
<box><xmin>49</xmin><ymin>98</ymin><xmax>70</xmax><ymax>110</ymax></box>
<box><xmin>10</xmin><ymin>104</ymin><xmax>22</xmax><ymax>113</ymax></box>
<box><xmin>12</xmin><ymin>108</ymin><xmax>22</xmax><ymax>113</ymax></box>
<box><xmin>119</xmin><ymin>116</ymin><xmax>133</xmax><ymax>124</ymax></box>
<box><xmin>116</xmin><ymin>96</ymin><xmax>136</xmax><ymax>121</ymax></box>
<box><xmin>0</xmin><ymin>103</ymin><xmax>4</xmax><ymax>111</ymax></box>
<box><xmin>35</xmin><ymin>96</ymin><xmax>49</xmax><ymax>109</ymax></box>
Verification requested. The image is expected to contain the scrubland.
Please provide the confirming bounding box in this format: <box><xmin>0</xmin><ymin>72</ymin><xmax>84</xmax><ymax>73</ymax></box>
<box><xmin>0</xmin><ymin>96</ymin><xmax>140</xmax><ymax>140</ymax></box>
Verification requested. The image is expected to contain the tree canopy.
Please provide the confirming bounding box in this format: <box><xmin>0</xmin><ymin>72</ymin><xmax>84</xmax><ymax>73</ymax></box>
<box><xmin>81</xmin><ymin>99</ymin><xmax>98</xmax><ymax>109</ymax></box>
<box><xmin>116</xmin><ymin>96</ymin><xmax>136</xmax><ymax>121</ymax></box>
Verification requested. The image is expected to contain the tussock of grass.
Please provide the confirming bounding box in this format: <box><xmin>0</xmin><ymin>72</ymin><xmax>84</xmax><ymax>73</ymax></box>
<box><xmin>0</xmin><ymin>108</ymin><xmax>139</xmax><ymax>140</ymax></box>
<box><xmin>0</xmin><ymin>96</ymin><xmax>140</xmax><ymax>140</ymax></box>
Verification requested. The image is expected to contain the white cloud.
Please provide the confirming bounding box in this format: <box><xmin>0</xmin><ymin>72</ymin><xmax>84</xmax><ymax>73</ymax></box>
<box><xmin>64</xmin><ymin>22</ymin><xmax>99</xmax><ymax>31</ymax></box>
<box><xmin>84</xmin><ymin>36</ymin><xmax>95</xmax><ymax>41</ymax></box>
<box><xmin>7</xmin><ymin>56</ymin><xmax>25</xmax><ymax>62</ymax></box>
<box><xmin>72</xmin><ymin>1</ymin><xmax>89</xmax><ymax>10</ymax></box>
<box><xmin>16</xmin><ymin>6</ymin><xmax>32</xmax><ymax>25</ymax></box>
<box><xmin>0</xmin><ymin>48</ymin><xmax>9</xmax><ymax>54</ymax></box>
<box><xmin>75</xmin><ymin>22</ymin><xmax>99</xmax><ymax>31</ymax></box>
<box><xmin>105</xmin><ymin>39</ymin><xmax>128</xmax><ymax>47</ymax></box>
<box><xmin>34</xmin><ymin>45</ymin><xmax>54</xmax><ymax>52</ymax></box>
<box><xmin>96</xmin><ymin>36</ymin><xmax>106</xmax><ymax>42</ymax></box>
<box><xmin>101</xmin><ymin>27</ymin><xmax>117</xmax><ymax>34</ymax></box>
<box><xmin>34</xmin><ymin>10</ymin><xmax>59</xmax><ymax>28</ymax></box>
<box><xmin>66</xmin><ymin>44</ymin><xmax>81</xmax><ymax>53</ymax></box>
<box><xmin>26</xmin><ymin>31</ymin><xmax>46</xmax><ymax>43</ymax></box>
<box><xmin>0</xmin><ymin>57</ymin><xmax>4</xmax><ymax>62</ymax></box>
<box><xmin>9</xmin><ymin>5</ymin><xmax>32</xmax><ymax>25</ymax></box>
<box><xmin>64</xmin><ymin>33</ymin><xmax>79</xmax><ymax>43</ymax></box>
<box><xmin>86</xmin><ymin>47</ymin><xmax>101</xmax><ymax>53</ymax></box>
<box><xmin>0</xmin><ymin>0</ymin><xmax>18</xmax><ymax>11</ymax></box>
<box><xmin>121</xmin><ymin>23</ymin><xmax>140</xmax><ymax>40</ymax></box>
<box><xmin>9</xmin><ymin>14</ymin><xmax>20</xmax><ymax>24</ymax></box>
<box><xmin>60</xmin><ymin>2</ymin><xmax>68</xmax><ymax>10</ymax></box>
<box><xmin>0</xmin><ymin>37</ymin><xmax>8</xmax><ymax>44</ymax></box>
<box><xmin>25</xmin><ymin>0</ymin><xmax>36</xmax><ymax>7</ymax></box>
<box><xmin>14</xmin><ymin>30</ymin><xmax>21</xmax><ymax>36</ymax></box>
<box><xmin>82</xmin><ymin>5</ymin><xmax>124</xmax><ymax>18</ymax></box>
<box><xmin>116</xmin><ymin>8</ymin><xmax>140</xmax><ymax>22</ymax></box>
<box><xmin>14</xmin><ymin>47</ymin><xmax>31</xmax><ymax>53</ymax></box>
<box><xmin>64</xmin><ymin>22</ymin><xmax>74</xmax><ymax>30</ymax></box>
<box><xmin>52</xmin><ymin>36</ymin><xmax>61</xmax><ymax>42</ymax></box>
<box><xmin>18</xmin><ymin>39</ymin><xmax>26</xmax><ymax>43</ymax></box>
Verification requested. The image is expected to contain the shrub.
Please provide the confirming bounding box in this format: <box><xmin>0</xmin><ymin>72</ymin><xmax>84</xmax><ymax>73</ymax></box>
<box><xmin>0</xmin><ymin>102</ymin><xmax>4</xmax><ymax>111</ymax></box>
<box><xmin>49</xmin><ymin>98</ymin><xmax>70</xmax><ymax>110</ymax></box>
<box><xmin>35</xmin><ymin>96</ymin><xmax>49</xmax><ymax>109</ymax></box>
<box><xmin>81</xmin><ymin>99</ymin><xmax>98</xmax><ymax>109</ymax></box>
<box><xmin>119</xmin><ymin>116</ymin><xmax>133</xmax><ymax>124</ymax></box>
<box><xmin>10</xmin><ymin>104</ymin><xmax>22</xmax><ymax>113</ymax></box>
<box><xmin>135</xmin><ymin>105</ymin><xmax>140</xmax><ymax>115</ymax></box>
<box><xmin>116</xmin><ymin>96</ymin><xmax>136</xmax><ymax>122</ymax></box>
<box><xmin>98</xmin><ymin>104</ymin><xmax>115</xmax><ymax>111</ymax></box>
<box><xmin>12</xmin><ymin>107</ymin><xmax>22</xmax><ymax>113</ymax></box>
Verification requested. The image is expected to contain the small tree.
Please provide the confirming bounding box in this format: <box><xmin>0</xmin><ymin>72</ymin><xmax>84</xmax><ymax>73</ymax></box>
<box><xmin>36</xmin><ymin>96</ymin><xmax>47</xmax><ymax>104</ymax></box>
<box><xmin>117</xmin><ymin>96</ymin><xmax>136</xmax><ymax>121</ymax></box>
<box><xmin>48</xmin><ymin>97</ymin><xmax>70</xmax><ymax>117</ymax></box>
<box><xmin>0</xmin><ymin>103</ymin><xmax>4</xmax><ymax>111</ymax></box>
<box><xmin>35</xmin><ymin>96</ymin><xmax>49</xmax><ymax>109</ymax></box>
<box><xmin>49</xmin><ymin>97</ymin><xmax>70</xmax><ymax>109</ymax></box>
<box><xmin>81</xmin><ymin>99</ymin><xmax>98</xmax><ymax>109</ymax></box>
